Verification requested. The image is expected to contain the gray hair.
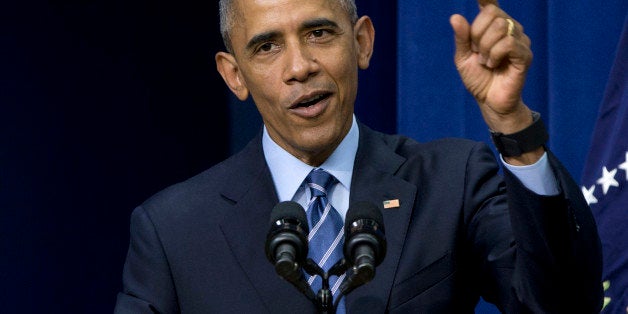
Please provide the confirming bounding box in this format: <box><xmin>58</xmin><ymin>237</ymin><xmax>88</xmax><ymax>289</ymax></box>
<box><xmin>219</xmin><ymin>0</ymin><xmax>358</xmax><ymax>52</ymax></box>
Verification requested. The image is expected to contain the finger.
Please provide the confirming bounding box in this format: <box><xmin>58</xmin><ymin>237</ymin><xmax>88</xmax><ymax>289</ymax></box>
<box><xmin>450</xmin><ymin>14</ymin><xmax>473</xmax><ymax>61</ymax></box>
<box><xmin>470</xmin><ymin>5</ymin><xmax>507</xmax><ymax>49</ymax></box>
<box><xmin>477</xmin><ymin>17</ymin><xmax>523</xmax><ymax>64</ymax></box>
<box><xmin>484</xmin><ymin>35</ymin><xmax>532</xmax><ymax>69</ymax></box>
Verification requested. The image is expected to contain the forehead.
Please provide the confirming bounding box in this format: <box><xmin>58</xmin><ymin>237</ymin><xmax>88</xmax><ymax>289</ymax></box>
<box><xmin>233</xmin><ymin>0</ymin><xmax>343</xmax><ymax>20</ymax></box>
<box><xmin>230</xmin><ymin>0</ymin><xmax>350</xmax><ymax>42</ymax></box>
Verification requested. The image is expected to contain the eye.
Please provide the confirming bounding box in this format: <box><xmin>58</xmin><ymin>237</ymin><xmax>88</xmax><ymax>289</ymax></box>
<box><xmin>307</xmin><ymin>28</ymin><xmax>336</xmax><ymax>43</ymax></box>
<box><xmin>312</xmin><ymin>29</ymin><xmax>327</xmax><ymax>37</ymax></box>
<box><xmin>255</xmin><ymin>42</ymin><xmax>279</xmax><ymax>55</ymax></box>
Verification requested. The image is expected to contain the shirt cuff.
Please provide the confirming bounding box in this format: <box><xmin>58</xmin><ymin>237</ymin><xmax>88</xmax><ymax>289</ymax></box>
<box><xmin>500</xmin><ymin>152</ymin><xmax>560</xmax><ymax>196</ymax></box>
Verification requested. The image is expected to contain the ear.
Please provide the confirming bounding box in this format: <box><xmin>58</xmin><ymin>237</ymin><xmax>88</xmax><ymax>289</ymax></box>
<box><xmin>215</xmin><ymin>51</ymin><xmax>249</xmax><ymax>101</ymax></box>
<box><xmin>354</xmin><ymin>16</ymin><xmax>375</xmax><ymax>70</ymax></box>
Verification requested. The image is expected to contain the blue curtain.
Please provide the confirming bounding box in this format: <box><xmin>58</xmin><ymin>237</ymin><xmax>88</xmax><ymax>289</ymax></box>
<box><xmin>395</xmin><ymin>0</ymin><xmax>628</xmax><ymax>182</ymax></box>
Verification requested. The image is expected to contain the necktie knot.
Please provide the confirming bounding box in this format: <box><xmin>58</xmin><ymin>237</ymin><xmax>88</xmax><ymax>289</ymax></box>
<box><xmin>306</xmin><ymin>168</ymin><xmax>337</xmax><ymax>198</ymax></box>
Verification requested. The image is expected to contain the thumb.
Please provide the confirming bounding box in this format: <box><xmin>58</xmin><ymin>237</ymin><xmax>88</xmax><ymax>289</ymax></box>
<box><xmin>450</xmin><ymin>14</ymin><xmax>472</xmax><ymax>62</ymax></box>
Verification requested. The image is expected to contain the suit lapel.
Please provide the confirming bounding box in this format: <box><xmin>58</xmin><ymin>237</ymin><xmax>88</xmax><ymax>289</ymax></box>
<box><xmin>345</xmin><ymin>124</ymin><xmax>417</xmax><ymax>312</ymax></box>
<box><xmin>217</xmin><ymin>134</ymin><xmax>316</xmax><ymax>313</ymax></box>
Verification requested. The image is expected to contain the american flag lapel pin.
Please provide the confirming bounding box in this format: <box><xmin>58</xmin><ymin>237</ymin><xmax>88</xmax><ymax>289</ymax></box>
<box><xmin>383</xmin><ymin>199</ymin><xmax>400</xmax><ymax>209</ymax></box>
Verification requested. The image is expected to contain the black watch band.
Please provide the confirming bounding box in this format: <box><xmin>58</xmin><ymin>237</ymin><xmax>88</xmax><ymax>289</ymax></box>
<box><xmin>490</xmin><ymin>111</ymin><xmax>548</xmax><ymax>157</ymax></box>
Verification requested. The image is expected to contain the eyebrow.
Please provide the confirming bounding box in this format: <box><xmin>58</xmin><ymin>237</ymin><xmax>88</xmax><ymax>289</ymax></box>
<box><xmin>245</xmin><ymin>31</ymin><xmax>280</xmax><ymax>53</ymax></box>
<box><xmin>244</xmin><ymin>18</ymin><xmax>340</xmax><ymax>53</ymax></box>
<box><xmin>301</xmin><ymin>18</ymin><xmax>339</xmax><ymax>31</ymax></box>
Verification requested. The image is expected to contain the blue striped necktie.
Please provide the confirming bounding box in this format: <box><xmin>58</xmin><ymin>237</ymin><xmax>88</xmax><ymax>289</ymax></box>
<box><xmin>305</xmin><ymin>168</ymin><xmax>345</xmax><ymax>313</ymax></box>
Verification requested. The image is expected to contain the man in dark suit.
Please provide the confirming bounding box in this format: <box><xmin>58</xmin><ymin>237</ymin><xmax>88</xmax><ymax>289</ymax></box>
<box><xmin>115</xmin><ymin>0</ymin><xmax>603</xmax><ymax>312</ymax></box>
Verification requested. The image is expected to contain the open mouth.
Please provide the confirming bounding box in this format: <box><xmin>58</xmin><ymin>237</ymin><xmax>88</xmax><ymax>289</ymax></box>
<box><xmin>292</xmin><ymin>92</ymin><xmax>332</xmax><ymax>109</ymax></box>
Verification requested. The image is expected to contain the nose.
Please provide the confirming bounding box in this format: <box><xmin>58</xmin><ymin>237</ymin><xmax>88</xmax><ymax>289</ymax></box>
<box><xmin>282</xmin><ymin>42</ymin><xmax>320</xmax><ymax>83</ymax></box>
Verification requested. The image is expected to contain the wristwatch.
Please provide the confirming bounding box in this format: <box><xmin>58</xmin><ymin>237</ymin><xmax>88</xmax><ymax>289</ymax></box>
<box><xmin>490</xmin><ymin>111</ymin><xmax>548</xmax><ymax>157</ymax></box>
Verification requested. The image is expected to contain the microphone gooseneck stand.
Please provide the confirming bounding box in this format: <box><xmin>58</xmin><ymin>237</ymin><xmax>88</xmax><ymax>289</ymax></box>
<box><xmin>303</xmin><ymin>258</ymin><xmax>348</xmax><ymax>314</ymax></box>
<box><xmin>266</xmin><ymin>201</ymin><xmax>387</xmax><ymax>314</ymax></box>
<box><xmin>301</xmin><ymin>256</ymin><xmax>378</xmax><ymax>314</ymax></box>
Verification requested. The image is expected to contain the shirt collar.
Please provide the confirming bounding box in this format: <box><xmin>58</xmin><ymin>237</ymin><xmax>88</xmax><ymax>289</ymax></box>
<box><xmin>263</xmin><ymin>115</ymin><xmax>359</xmax><ymax>202</ymax></box>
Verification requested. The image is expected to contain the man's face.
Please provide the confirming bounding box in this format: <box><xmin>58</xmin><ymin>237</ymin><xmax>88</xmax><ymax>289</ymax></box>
<box><xmin>217</xmin><ymin>0</ymin><xmax>374</xmax><ymax>166</ymax></box>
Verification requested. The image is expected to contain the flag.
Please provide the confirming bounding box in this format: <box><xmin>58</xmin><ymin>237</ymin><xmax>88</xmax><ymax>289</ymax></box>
<box><xmin>581</xmin><ymin>13</ymin><xmax>628</xmax><ymax>314</ymax></box>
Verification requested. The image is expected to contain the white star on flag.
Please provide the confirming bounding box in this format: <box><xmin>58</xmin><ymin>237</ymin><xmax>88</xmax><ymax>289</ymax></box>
<box><xmin>618</xmin><ymin>151</ymin><xmax>628</xmax><ymax>181</ymax></box>
<box><xmin>597</xmin><ymin>166</ymin><xmax>619</xmax><ymax>195</ymax></box>
<box><xmin>581</xmin><ymin>185</ymin><xmax>598</xmax><ymax>205</ymax></box>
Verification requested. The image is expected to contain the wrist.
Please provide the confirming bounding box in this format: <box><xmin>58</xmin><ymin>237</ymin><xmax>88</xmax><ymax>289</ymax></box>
<box><xmin>483</xmin><ymin>102</ymin><xmax>533</xmax><ymax>134</ymax></box>
<box><xmin>490</xmin><ymin>111</ymin><xmax>549</xmax><ymax>161</ymax></box>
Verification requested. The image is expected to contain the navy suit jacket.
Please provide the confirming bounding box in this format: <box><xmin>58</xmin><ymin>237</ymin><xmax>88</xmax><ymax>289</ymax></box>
<box><xmin>115</xmin><ymin>123</ymin><xmax>602</xmax><ymax>313</ymax></box>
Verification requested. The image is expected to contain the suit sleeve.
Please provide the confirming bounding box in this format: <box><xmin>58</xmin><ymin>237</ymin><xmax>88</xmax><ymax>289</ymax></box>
<box><xmin>502</xmin><ymin>149</ymin><xmax>603</xmax><ymax>313</ymax></box>
<box><xmin>464</xmin><ymin>144</ymin><xmax>603</xmax><ymax>313</ymax></box>
<box><xmin>114</xmin><ymin>206</ymin><xmax>180</xmax><ymax>314</ymax></box>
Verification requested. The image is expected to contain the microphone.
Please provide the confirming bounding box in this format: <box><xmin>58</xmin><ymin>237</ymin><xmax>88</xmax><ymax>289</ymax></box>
<box><xmin>265</xmin><ymin>201</ymin><xmax>315</xmax><ymax>300</ymax></box>
<box><xmin>341</xmin><ymin>201</ymin><xmax>387</xmax><ymax>294</ymax></box>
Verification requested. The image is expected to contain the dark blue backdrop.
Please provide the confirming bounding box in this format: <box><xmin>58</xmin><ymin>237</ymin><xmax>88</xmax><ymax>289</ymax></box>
<box><xmin>1</xmin><ymin>0</ymin><xmax>626</xmax><ymax>313</ymax></box>
<box><xmin>397</xmin><ymin>0</ymin><xmax>627</xmax><ymax>183</ymax></box>
<box><xmin>1</xmin><ymin>0</ymin><xmax>229</xmax><ymax>312</ymax></box>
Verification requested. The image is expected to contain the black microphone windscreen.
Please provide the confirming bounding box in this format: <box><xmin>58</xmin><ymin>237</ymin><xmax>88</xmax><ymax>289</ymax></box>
<box><xmin>269</xmin><ymin>201</ymin><xmax>307</xmax><ymax>226</ymax></box>
<box><xmin>346</xmin><ymin>201</ymin><xmax>383</xmax><ymax>226</ymax></box>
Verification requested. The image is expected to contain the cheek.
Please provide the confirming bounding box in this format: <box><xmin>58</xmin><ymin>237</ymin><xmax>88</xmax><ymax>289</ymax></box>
<box><xmin>244</xmin><ymin>69</ymin><xmax>283</xmax><ymax>104</ymax></box>
<box><xmin>246</xmin><ymin>78</ymin><xmax>287</xmax><ymax>125</ymax></box>
<box><xmin>327</xmin><ymin>55</ymin><xmax>359</xmax><ymax>108</ymax></box>
<box><xmin>326</xmin><ymin>43</ymin><xmax>358</xmax><ymax>77</ymax></box>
